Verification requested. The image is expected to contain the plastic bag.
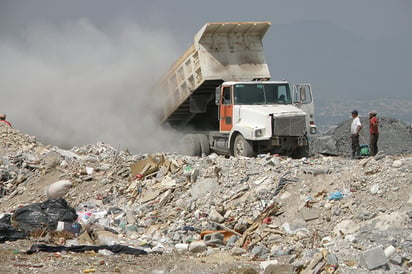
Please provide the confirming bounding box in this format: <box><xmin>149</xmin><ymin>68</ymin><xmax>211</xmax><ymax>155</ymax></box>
<box><xmin>0</xmin><ymin>223</ymin><xmax>27</xmax><ymax>243</ymax></box>
<box><xmin>13</xmin><ymin>198</ymin><xmax>77</xmax><ymax>233</ymax></box>
<box><xmin>360</xmin><ymin>144</ymin><xmax>369</xmax><ymax>156</ymax></box>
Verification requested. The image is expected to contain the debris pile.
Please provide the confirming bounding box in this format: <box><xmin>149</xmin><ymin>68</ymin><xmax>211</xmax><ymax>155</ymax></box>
<box><xmin>0</xmin><ymin>121</ymin><xmax>411</xmax><ymax>273</ymax></box>
<box><xmin>313</xmin><ymin>116</ymin><xmax>412</xmax><ymax>157</ymax></box>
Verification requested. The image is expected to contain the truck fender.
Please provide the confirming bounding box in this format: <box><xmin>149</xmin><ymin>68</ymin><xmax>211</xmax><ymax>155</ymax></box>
<box><xmin>228</xmin><ymin>126</ymin><xmax>254</xmax><ymax>150</ymax></box>
<box><xmin>228</xmin><ymin>131</ymin><xmax>239</xmax><ymax>151</ymax></box>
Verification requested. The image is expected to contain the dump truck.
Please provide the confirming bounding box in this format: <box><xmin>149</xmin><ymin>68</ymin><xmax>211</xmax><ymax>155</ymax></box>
<box><xmin>157</xmin><ymin>21</ymin><xmax>317</xmax><ymax>158</ymax></box>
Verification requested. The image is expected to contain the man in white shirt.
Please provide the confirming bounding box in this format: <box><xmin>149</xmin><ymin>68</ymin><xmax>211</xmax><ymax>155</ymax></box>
<box><xmin>350</xmin><ymin>110</ymin><xmax>362</xmax><ymax>158</ymax></box>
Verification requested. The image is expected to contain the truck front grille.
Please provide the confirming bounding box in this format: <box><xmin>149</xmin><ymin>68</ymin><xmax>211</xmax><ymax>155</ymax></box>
<box><xmin>272</xmin><ymin>116</ymin><xmax>306</xmax><ymax>136</ymax></box>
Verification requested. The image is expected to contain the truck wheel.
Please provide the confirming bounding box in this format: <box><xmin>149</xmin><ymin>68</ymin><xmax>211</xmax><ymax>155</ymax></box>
<box><xmin>292</xmin><ymin>145</ymin><xmax>309</xmax><ymax>159</ymax></box>
<box><xmin>233</xmin><ymin>135</ymin><xmax>254</xmax><ymax>157</ymax></box>
<box><xmin>182</xmin><ymin>134</ymin><xmax>201</xmax><ymax>156</ymax></box>
<box><xmin>196</xmin><ymin>134</ymin><xmax>210</xmax><ymax>156</ymax></box>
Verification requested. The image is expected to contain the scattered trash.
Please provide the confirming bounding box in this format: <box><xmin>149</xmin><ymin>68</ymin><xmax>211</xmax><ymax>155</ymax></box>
<box><xmin>326</xmin><ymin>191</ymin><xmax>344</xmax><ymax>200</ymax></box>
<box><xmin>26</xmin><ymin>243</ymin><xmax>148</xmax><ymax>256</ymax></box>
<box><xmin>370</xmin><ymin>184</ymin><xmax>380</xmax><ymax>194</ymax></box>
<box><xmin>0</xmin><ymin>123</ymin><xmax>411</xmax><ymax>272</ymax></box>
<box><xmin>0</xmin><ymin>223</ymin><xmax>27</xmax><ymax>243</ymax></box>
<box><xmin>360</xmin><ymin>144</ymin><xmax>370</xmax><ymax>157</ymax></box>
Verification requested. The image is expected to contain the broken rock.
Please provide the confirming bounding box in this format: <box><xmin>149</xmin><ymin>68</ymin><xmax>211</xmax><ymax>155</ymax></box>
<box><xmin>359</xmin><ymin>246</ymin><xmax>388</xmax><ymax>270</ymax></box>
<box><xmin>188</xmin><ymin>241</ymin><xmax>207</xmax><ymax>253</ymax></box>
<box><xmin>46</xmin><ymin>180</ymin><xmax>72</xmax><ymax>199</ymax></box>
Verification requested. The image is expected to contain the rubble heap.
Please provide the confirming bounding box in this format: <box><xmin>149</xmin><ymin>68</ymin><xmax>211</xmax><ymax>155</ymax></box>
<box><xmin>314</xmin><ymin>117</ymin><xmax>412</xmax><ymax>157</ymax></box>
<box><xmin>0</xmin><ymin>121</ymin><xmax>411</xmax><ymax>273</ymax></box>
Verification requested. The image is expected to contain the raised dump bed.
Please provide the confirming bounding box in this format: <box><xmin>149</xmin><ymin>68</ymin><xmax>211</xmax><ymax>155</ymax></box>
<box><xmin>158</xmin><ymin>22</ymin><xmax>271</xmax><ymax>128</ymax></box>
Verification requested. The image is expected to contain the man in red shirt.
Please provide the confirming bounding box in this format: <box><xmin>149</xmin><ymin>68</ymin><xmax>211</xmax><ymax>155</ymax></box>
<box><xmin>369</xmin><ymin>111</ymin><xmax>379</xmax><ymax>156</ymax></box>
<box><xmin>0</xmin><ymin>114</ymin><xmax>12</xmax><ymax>127</ymax></box>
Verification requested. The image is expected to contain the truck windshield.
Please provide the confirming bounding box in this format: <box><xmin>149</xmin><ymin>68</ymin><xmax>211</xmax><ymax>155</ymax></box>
<box><xmin>234</xmin><ymin>83</ymin><xmax>292</xmax><ymax>105</ymax></box>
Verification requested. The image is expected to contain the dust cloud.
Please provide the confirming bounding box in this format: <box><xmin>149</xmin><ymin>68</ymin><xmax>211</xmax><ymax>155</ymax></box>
<box><xmin>0</xmin><ymin>19</ymin><xmax>186</xmax><ymax>153</ymax></box>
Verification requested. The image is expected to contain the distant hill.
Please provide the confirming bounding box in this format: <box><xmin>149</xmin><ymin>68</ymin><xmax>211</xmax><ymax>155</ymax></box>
<box><xmin>323</xmin><ymin>116</ymin><xmax>412</xmax><ymax>156</ymax></box>
<box><xmin>315</xmin><ymin>98</ymin><xmax>412</xmax><ymax>134</ymax></box>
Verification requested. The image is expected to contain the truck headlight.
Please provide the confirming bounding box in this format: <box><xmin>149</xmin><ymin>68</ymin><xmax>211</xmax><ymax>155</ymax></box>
<box><xmin>310</xmin><ymin>126</ymin><xmax>317</xmax><ymax>135</ymax></box>
<box><xmin>255</xmin><ymin>129</ymin><xmax>263</xmax><ymax>137</ymax></box>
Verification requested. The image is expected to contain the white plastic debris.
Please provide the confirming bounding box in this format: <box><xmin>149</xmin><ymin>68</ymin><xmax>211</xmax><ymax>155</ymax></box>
<box><xmin>46</xmin><ymin>179</ymin><xmax>72</xmax><ymax>199</ymax></box>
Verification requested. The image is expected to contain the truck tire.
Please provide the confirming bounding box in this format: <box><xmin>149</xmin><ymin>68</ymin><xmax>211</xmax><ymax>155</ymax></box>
<box><xmin>196</xmin><ymin>134</ymin><xmax>210</xmax><ymax>156</ymax></box>
<box><xmin>233</xmin><ymin>135</ymin><xmax>254</xmax><ymax>157</ymax></box>
<box><xmin>182</xmin><ymin>134</ymin><xmax>201</xmax><ymax>156</ymax></box>
<box><xmin>292</xmin><ymin>145</ymin><xmax>309</xmax><ymax>159</ymax></box>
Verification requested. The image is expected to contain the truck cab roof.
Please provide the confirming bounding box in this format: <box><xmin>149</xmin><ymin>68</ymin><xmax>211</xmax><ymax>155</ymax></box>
<box><xmin>222</xmin><ymin>80</ymin><xmax>289</xmax><ymax>86</ymax></box>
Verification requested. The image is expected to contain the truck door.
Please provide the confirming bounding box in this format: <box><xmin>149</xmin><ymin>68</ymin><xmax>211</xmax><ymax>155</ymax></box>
<box><xmin>220</xmin><ymin>86</ymin><xmax>233</xmax><ymax>132</ymax></box>
<box><xmin>293</xmin><ymin>84</ymin><xmax>316</xmax><ymax>134</ymax></box>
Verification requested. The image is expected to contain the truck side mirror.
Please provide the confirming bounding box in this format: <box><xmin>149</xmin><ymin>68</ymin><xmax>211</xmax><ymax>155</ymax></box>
<box><xmin>215</xmin><ymin>87</ymin><xmax>221</xmax><ymax>105</ymax></box>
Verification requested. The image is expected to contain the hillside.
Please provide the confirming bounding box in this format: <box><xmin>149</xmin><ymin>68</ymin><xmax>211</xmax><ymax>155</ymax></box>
<box><xmin>312</xmin><ymin>116</ymin><xmax>412</xmax><ymax>158</ymax></box>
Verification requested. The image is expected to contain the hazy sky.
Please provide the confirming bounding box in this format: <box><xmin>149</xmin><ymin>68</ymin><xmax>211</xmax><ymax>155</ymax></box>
<box><xmin>0</xmin><ymin>0</ymin><xmax>411</xmax><ymax>152</ymax></box>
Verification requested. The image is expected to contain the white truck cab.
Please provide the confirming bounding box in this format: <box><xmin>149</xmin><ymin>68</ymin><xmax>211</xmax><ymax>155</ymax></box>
<box><xmin>212</xmin><ymin>80</ymin><xmax>316</xmax><ymax>157</ymax></box>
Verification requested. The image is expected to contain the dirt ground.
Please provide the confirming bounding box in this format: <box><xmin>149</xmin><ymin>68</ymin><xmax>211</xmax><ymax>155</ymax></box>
<box><xmin>0</xmin><ymin>239</ymin><xmax>263</xmax><ymax>273</ymax></box>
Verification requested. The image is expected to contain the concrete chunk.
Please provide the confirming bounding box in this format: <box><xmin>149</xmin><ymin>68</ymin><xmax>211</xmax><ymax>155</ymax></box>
<box><xmin>203</xmin><ymin>232</ymin><xmax>224</xmax><ymax>246</ymax></box>
<box><xmin>359</xmin><ymin>246</ymin><xmax>388</xmax><ymax>270</ymax></box>
<box><xmin>231</xmin><ymin>247</ymin><xmax>246</xmax><ymax>256</ymax></box>
<box><xmin>299</xmin><ymin>207</ymin><xmax>320</xmax><ymax>221</ymax></box>
<box><xmin>188</xmin><ymin>241</ymin><xmax>207</xmax><ymax>253</ymax></box>
<box><xmin>389</xmin><ymin>254</ymin><xmax>403</xmax><ymax>266</ymax></box>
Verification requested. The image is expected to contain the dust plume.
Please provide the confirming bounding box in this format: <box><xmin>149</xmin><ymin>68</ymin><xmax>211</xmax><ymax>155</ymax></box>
<box><xmin>0</xmin><ymin>19</ymin><xmax>186</xmax><ymax>153</ymax></box>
